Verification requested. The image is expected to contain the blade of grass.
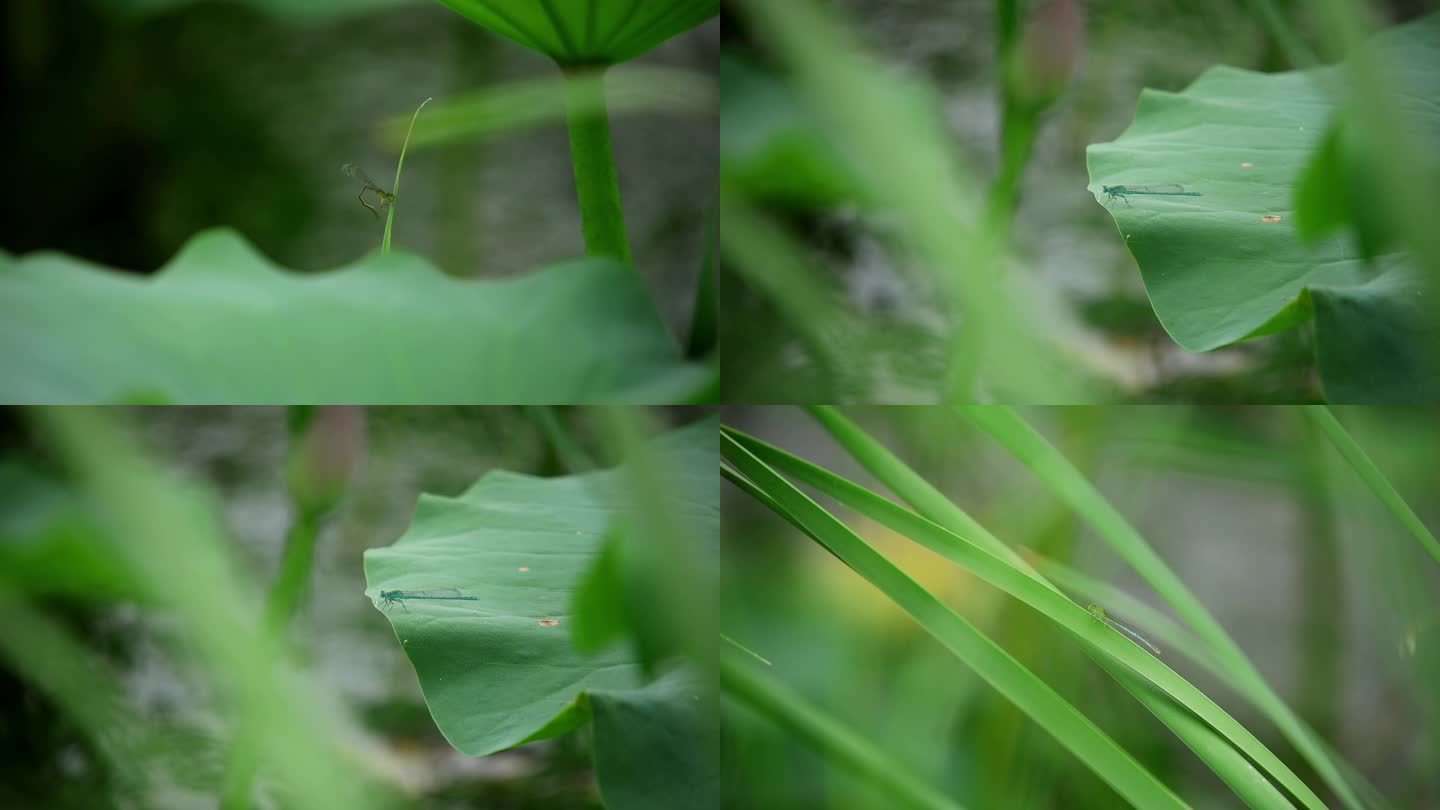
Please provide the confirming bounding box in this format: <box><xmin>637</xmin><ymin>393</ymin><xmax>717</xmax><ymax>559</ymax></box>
<box><xmin>525</xmin><ymin>406</ymin><xmax>596</xmax><ymax>473</ymax></box>
<box><xmin>807</xmin><ymin>405</ymin><xmax>1223</xmax><ymax>677</ymax></box>
<box><xmin>0</xmin><ymin>587</ymin><xmax>154</xmax><ymax>796</ymax></box>
<box><xmin>728</xmin><ymin>451</ymin><xmax>1295</xmax><ymax>808</ymax></box>
<box><xmin>721</xmin><ymin>436</ymin><xmax>1192</xmax><ymax>810</ymax></box>
<box><xmin>687</xmin><ymin>201</ymin><xmax>719</xmax><ymax>359</ymax></box>
<box><xmin>722</xmin><ymin>633</ymin><xmax>773</xmax><ymax>668</ymax></box>
<box><xmin>806</xmin><ymin>406</ymin><xmax>1302</xmax><ymax>807</ymax></box>
<box><xmin>1032</xmin><ymin>556</ymin><xmax>1216</xmax><ymax>673</ymax></box>
<box><xmin>1297</xmin><ymin>414</ymin><xmax>1344</xmax><ymax>753</ymax></box>
<box><xmin>1303</xmin><ymin>405</ymin><xmax>1440</xmax><ymax>569</ymax></box>
<box><xmin>718</xmin><ymin>182</ymin><xmax>857</xmax><ymax>385</ymax></box>
<box><xmin>1244</xmin><ymin>0</ymin><xmax>1322</xmax><ymax>68</ymax></box>
<box><xmin>806</xmin><ymin>405</ymin><xmax>1033</xmax><ymax>570</ymax></box>
<box><xmin>382</xmin><ymin>97</ymin><xmax>432</xmax><ymax>255</ymax></box>
<box><xmin>1035</xmin><ymin>557</ymin><xmax>1394</xmax><ymax>810</ymax></box>
<box><xmin>808</xmin><ymin>404</ymin><xmax>1367</xmax><ymax>807</ymax></box>
<box><xmin>1037</xmin><ymin>552</ymin><xmax>1396</xmax><ymax>810</ymax></box>
<box><xmin>957</xmin><ymin>405</ymin><xmax>1365</xmax><ymax>810</ymax></box>
<box><xmin>725</xmin><ymin>425</ymin><xmax>1326</xmax><ymax>810</ymax></box>
<box><xmin>721</xmin><ymin>653</ymin><xmax>967</xmax><ymax>810</ymax></box>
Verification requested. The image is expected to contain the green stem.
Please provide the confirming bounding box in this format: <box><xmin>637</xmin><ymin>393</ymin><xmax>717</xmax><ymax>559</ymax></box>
<box><xmin>1244</xmin><ymin>0</ymin><xmax>1320</xmax><ymax>68</ymax></box>
<box><xmin>983</xmin><ymin>108</ymin><xmax>1038</xmax><ymax>241</ymax></box>
<box><xmin>984</xmin><ymin>0</ymin><xmax>1031</xmax><ymax>241</ymax></box>
<box><xmin>562</xmin><ymin>67</ymin><xmax>631</xmax><ymax>262</ymax></box>
<box><xmin>1297</xmin><ymin>415</ymin><xmax>1342</xmax><ymax>751</ymax></box>
<box><xmin>223</xmin><ymin>408</ymin><xmax>340</xmax><ymax>808</ymax></box>
<box><xmin>525</xmin><ymin>406</ymin><xmax>594</xmax><ymax>473</ymax></box>
<box><xmin>219</xmin><ymin>729</ymin><xmax>261</xmax><ymax>810</ymax></box>
<box><xmin>382</xmin><ymin>97</ymin><xmax>432</xmax><ymax>255</ymax></box>
<box><xmin>438</xmin><ymin>30</ymin><xmax>494</xmax><ymax>272</ymax></box>
<box><xmin>686</xmin><ymin>201</ymin><xmax>719</xmax><ymax>358</ymax></box>
<box><xmin>221</xmin><ymin>507</ymin><xmax>321</xmax><ymax>809</ymax></box>
<box><xmin>719</xmin><ymin>186</ymin><xmax>853</xmax><ymax>388</ymax></box>
<box><xmin>995</xmin><ymin>0</ymin><xmax>1021</xmax><ymax>69</ymax></box>
<box><xmin>721</xmin><ymin>654</ymin><xmax>966</xmax><ymax>810</ymax></box>
<box><xmin>262</xmin><ymin>511</ymin><xmax>322</xmax><ymax>635</ymax></box>
<box><xmin>1304</xmin><ymin>405</ymin><xmax>1440</xmax><ymax>568</ymax></box>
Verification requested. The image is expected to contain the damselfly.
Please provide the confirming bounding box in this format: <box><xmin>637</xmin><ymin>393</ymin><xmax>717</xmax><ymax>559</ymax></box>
<box><xmin>1102</xmin><ymin>184</ymin><xmax>1201</xmax><ymax>206</ymax></box>
<box><xmin>343</xmin><ymin>163</ymin><xmax>396</xmax><ymax>218</ymax></box>
<box><xmin>376</xmin><ymin>588</ymin><xmax>480</xmax><ymax>612</ymax></box>
<box><xmin>1087</xmin><ymin>604</ymin><xmax>1161</xmax><ymax>656</ymax></box>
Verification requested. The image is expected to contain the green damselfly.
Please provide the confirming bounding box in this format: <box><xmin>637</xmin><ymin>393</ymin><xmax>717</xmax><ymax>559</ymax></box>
<box><xmin>342</xmin><ymin>163</ymin><xmax>396</xmax><ymax>218</ymax></box>
<box><xmin>1087</xmin><ymin>604</ymin><xmax>1161</xmax><ymax>656</ymax></box>
<box><xmin>376</xmin><ymin>587</ymin><xmax>480</xmax><ymax>612</ymax></box>
<box><xmin>1102</xmin><ymin>184</ymin><xmax>1201</xmax><ymax>206</ymax></box>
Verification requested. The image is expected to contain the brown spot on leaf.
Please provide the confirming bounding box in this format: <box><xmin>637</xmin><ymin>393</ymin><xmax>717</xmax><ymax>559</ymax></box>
<box><xmin>1260</xmin><ymin>214</ymin><xmax>1282</xmax><ymax>223</ymax></box>
<box><xmin>518</xmin><ymin>566</ymin><xmax>530</xmax><ymax>572</ymax></box>
<box><xmin>539</xmin><ymin>619</ymin><xmax>560</xmax><ymax>627</ymax></box>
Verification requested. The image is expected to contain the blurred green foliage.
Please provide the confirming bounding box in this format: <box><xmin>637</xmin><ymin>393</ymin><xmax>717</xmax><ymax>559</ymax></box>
<box><xmin>0</xmin><ymin>406</ymin><xmax>713</xmax><ymax>809</ymax></box>
<box><xmin>719</xmin><ymin>0</ymin><xmax>1438</xmax><ymax>402</ymax></box>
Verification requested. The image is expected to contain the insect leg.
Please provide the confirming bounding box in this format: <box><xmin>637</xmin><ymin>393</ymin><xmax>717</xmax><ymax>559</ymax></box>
<box><xmin>358</xmin><ymin>188</ymin><xmax>380</xmax><ymax>219</ymax></box>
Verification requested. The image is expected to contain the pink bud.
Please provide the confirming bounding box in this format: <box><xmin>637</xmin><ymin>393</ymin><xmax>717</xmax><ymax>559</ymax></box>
<box><xmin>1011</xmin><ymin>0</ymin><xmax>1083</xmax><ymax>106</ymax></box>
<box><xmin>287</xmin><ymin>406</ymin><xmax>366</xmax><ymax>517</ymax></box>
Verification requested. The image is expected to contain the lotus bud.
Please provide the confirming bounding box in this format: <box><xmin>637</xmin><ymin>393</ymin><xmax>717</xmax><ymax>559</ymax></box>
<box><xmin>286</xmin><ymin>406</ymin><xmax>366</xmax><ymax>519</ymax></box>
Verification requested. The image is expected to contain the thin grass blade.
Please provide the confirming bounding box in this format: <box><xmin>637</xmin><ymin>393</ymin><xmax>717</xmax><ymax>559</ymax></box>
<box><xmin>721</xmin><ymin>436</ymin><xmax>1191</xmax><ymax>810</ymax></box>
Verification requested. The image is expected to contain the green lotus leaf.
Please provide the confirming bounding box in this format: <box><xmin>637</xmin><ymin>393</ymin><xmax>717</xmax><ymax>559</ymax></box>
<box><xmin>1087</xmin><ymin>14</ymin><xmax>1440</xmax><ymax>402</ymax></box>
<box><xmin>0</xmin><ymin>228</ymin><xmax>712</xmax><ymax>404</ymax></box>
<box><xmin>590</xmin><ymin>666</ymin><xmax>717</xmax><ymax>810</ymax></box>
<box><xmin>361</xmin><ymin>416</ymin><xmax>715</xmax><ymax>765</ymax></box>
<box><xmin>435</xmin><ymin>0</ymin><xmax>718</xmax><ymax>67</ymax></box>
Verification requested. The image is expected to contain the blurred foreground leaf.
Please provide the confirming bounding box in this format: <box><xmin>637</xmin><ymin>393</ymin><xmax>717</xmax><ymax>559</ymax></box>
<box><xmin>435</xmin><ymin>0</ymin><xmax>718</xmax><ymax>66</ymax></box>
<box><xmin>363</xmin><ymin>418</ymin><xmax>716</xmax><ymax>807</ymax></box>
<box><xmin>720</xmin><ymin>54</ymin><xmax>862</xmax><ymax>208</ymax></box>
<box><xmin>0</xmin><ymin>229</ymin><xmax>712</xmax><ymax>403</ymax></box>
<box><xmin>1087</xmin><ymin>14</ymin><xmax>1440</xmax><ymax>402</ymax></box>
<box><xmin>103</xmin><ymin>0</ymin><xmax>420</xmax><ymax>22</ymax></box>
<box><xmin>0</xmin><ymin>463</ymin><xmax>134</xmax><ymax>600</ymax></box>
<box><xmin>384</xmin><ymin>66</ymin><xmax>715</xmax><ymax>150</ymax></box>
<box><xmin>590</xmin><ymin>667</ymin><xmax>717</xmax><ymax>810</ymax></box>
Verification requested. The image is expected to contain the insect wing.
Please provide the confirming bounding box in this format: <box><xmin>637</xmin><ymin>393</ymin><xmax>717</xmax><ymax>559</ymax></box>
<box><xmin>342</xmin><ymin>163</ymin><xmax>381</xmax><ymax>187</ymax></box>
<box><xmin>399</xmin><ymin>587</ymin><xmax>463</xmax><ymax>598</ymax></box>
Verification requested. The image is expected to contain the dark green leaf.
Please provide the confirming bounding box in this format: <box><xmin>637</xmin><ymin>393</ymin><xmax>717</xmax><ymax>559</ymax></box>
<box><xmin>590</xmin><ymin>666</ymin><xmax>718</xmax><ymax>810</ymax></box>
<box><xmin>1087</xmin><ymin>15</ymin><xmax>1440</xmax><ymax>402</ymax></box>
<box><xmin>361</xmin><ymin>418</ymin><xmax>715</xmax><ymax>764</ymax></box>
<box><xmin>435</xmin><ymin>0</ymin><xmax>718</xmax><ymax>66</ymax></box>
